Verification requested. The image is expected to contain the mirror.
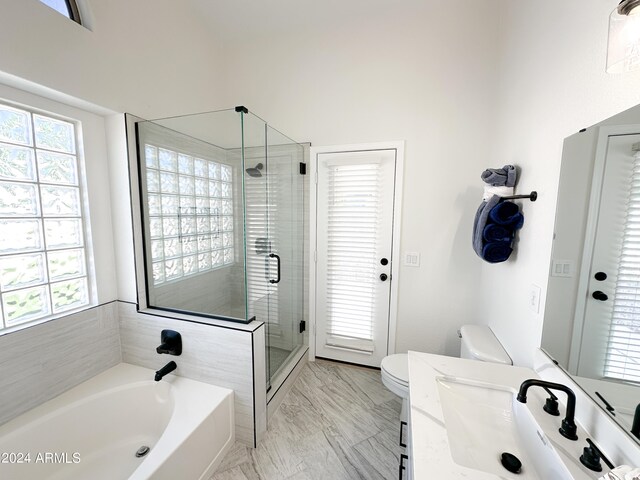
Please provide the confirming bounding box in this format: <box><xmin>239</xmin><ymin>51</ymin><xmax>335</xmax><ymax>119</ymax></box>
<box><xmin>543</xmin><ymin>103</ymin><xmax>640</xmax><ymax>442</ymax></box>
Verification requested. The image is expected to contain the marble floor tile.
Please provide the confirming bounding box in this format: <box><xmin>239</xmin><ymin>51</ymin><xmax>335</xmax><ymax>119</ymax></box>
<box><xmin>211</xmin><ymin>359</ymin><xmax>403</xmax><ymax>480</ymax></box>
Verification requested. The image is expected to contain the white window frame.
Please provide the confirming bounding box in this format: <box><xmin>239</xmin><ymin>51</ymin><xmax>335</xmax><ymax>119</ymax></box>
<box><xmin>0</xmin><ymin>83</ymin><xmax>116</xmax><ymax>336</ymax></box>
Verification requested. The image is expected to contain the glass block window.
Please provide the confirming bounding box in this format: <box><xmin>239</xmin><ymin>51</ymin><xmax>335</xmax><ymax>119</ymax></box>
<box><xmin>38</xmin><ymin>0</ymin><xmax>82</xmax><ymax>24</ymax></box>
<box><xmin>144</xmin><ymin>144</ymin><xmax>234</xmax><ymax>286</ymax></box>
<box><xmin>0</xmin><ymin>102</ymin><xmax>89</xmax><ymax>330</ymax></box>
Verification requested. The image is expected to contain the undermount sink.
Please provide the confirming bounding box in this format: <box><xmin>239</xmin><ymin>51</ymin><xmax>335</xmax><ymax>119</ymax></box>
<box><xmin>436</xmin><ymin>377</ymin><xmax>573</xmax><ymax>479</ymax></box>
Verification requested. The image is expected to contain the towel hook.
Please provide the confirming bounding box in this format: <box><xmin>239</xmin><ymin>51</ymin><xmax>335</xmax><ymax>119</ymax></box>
<box><xmin>499</xmin><ymin>191</ymin><xmax>537</xmax><ymax>202</ymax></box>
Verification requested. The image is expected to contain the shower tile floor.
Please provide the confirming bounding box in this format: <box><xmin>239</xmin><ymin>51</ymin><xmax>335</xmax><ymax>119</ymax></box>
<box><xmin>268</xmin><ymin>346</ymin><xmax>293</xmax><ymax>378</ymax></box>
<box><xmin>210</xmin><ymin>359</ymin><xmax>403</xmax><ymax>480</ymax></box>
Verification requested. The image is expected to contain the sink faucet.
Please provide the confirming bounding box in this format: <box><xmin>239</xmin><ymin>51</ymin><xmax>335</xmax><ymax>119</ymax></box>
<box><xmin>632</xmin><ymin>403</ymin><xmax>640</xmax><ymax>439</ymax></box>
<box><xmin>517</xmin><ymin>379</ymin><xmax>578</xmax><ymax>440</ymax></box>
<box><xmin>155</xmin><ymin>361</ymin><xmax>177</xmax><ymax>381</ymax></box>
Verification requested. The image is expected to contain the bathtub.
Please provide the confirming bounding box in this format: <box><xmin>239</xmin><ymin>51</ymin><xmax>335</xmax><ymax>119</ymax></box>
<box><xmin>0</xmin><ymin>363</ymin><xmax>234</xmax><ymax>480</ymax></box>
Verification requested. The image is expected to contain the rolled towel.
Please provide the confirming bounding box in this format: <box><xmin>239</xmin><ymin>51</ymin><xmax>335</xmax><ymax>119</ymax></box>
<box><xmin>483</xmin><ymin>224</ymin><xmax>513</xmax><ymax>243</ymax></box>
<box><xmin>481</xmin><ymin>164</ymin><xmax>517</xmax><ymax>187</ymax></box>
<box><xmin>488</xmin><ymin>201</ymin><xmax>524</xmax><ymax>229</ymax></box>
<box><xmin>482</xmin><ymin>242</ymin><xmax>512</xmax><ymax>263</ymax></box>
<box><xmin>472</xmin><ymin>195</ymin><xmax>501</xmax><ymax>257</ymax></box>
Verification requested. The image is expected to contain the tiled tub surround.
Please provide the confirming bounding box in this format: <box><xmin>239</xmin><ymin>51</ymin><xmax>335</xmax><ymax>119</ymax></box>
<box><xmin>0</xmin><ymin>301</ymin><xmax>121</xmax><ymax>427</ymax></box>
<box><xmin>119</xmin><ymin>302</ymin><xmax>266</xmax><ymax>446</ymax></box>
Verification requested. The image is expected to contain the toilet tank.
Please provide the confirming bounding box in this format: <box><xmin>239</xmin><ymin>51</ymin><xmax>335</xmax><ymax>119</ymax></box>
<box><xmin>459</xmin><ymin>325</ymin><xmax>512</xmax><ymax>365</ymax></box>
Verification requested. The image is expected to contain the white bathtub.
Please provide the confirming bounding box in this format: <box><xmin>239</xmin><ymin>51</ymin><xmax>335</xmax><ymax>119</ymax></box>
<box><xmin>0</xmin><ymin>363</ymin><xmax>234</xmax><ymax>480</ymax></box>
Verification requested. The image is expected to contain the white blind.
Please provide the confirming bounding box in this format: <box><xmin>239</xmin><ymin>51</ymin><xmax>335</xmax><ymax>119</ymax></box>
<box><xmin>604</xmin><ymin>152</ymin><xmax>640</xmax><ymax>383</ymax></box>
<box><xmin>325</xmin><ymin>163</ymin><xmax>381</xmax><ymax>348</ymax></box>
<box><xmin>244</xmin><ymin>159</ymin><xmax>278</xmax><ymax>324</ymax></box>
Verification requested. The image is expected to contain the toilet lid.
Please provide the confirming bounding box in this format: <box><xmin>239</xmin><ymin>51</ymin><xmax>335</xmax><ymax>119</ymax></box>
<box><xmin>381</xmin><ymin>353</ymin><xmax>409</xmax><ymax>386</ymax></box>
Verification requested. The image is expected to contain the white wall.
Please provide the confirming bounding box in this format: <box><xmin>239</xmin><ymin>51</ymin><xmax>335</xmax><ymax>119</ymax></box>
<box><xmin>0</xmin><ymin>0</ymin><xmax>224</xmax><ymax>118</ymax></box>
<box><xmin>483</xmin><ymin>0</ymin><xmax>640</xmax><ymax>367</ymax></box>
<box><xmin>221</xmin><ymin>0</ymin><xmax>504</xmax><ymax>356</ymax></box>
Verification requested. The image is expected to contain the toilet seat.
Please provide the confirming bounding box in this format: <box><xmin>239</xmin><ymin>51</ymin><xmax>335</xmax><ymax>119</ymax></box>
<box><xmin>381</xmin><ymin>353</ymin><xmax>409</xmax><ymax>400</ymax></box>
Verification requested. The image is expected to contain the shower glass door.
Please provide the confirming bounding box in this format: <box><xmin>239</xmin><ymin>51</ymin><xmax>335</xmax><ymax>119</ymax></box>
<box><xmin>242</xmin><ymin>112</ymin><xmax>305</xmax><ymax>388</ymax></box>
<box><xmin>263</xmin><ymin>124</ymin><xmax>305</xmax><ymax>388</ymax></box>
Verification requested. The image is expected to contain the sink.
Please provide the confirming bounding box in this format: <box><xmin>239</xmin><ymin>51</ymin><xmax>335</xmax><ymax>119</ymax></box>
<box><xmin>436</xmin><ymin>377</ymin><xmax>573</xmax><ymax>479</ymax></box>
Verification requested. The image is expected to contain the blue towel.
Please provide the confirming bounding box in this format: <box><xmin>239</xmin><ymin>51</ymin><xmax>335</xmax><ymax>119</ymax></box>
<box><xmin>472</xmin><ymin>195</ymin><xmax>500</xmax><ymax>256</ymax></box>
<box><xmin>482</xmin><ymin>242</ymin><xmax>513</xmax><ymax>263</ymax></box>
<box><xmin>488</xmin><ymin>201</ymin><xmax>524</xmax><ymax>229</ymax></box>
<box><xmin>483</xmin><ymin>224</ymin><xmax>513</xmax><ymax>243</ymax></box>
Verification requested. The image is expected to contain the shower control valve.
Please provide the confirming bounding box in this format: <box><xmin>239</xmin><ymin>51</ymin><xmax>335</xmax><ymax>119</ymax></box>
<box><xmin>156</xmin><ymin>330</ymin><xmax>182</xmax><ymax>356</ymax></box>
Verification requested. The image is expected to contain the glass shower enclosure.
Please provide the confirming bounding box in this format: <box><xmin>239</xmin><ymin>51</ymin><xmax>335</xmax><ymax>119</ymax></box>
<box><xmin>134</xmin><ymin>107</ymin><xmax>306</xmax><ymax>388</ymax></box>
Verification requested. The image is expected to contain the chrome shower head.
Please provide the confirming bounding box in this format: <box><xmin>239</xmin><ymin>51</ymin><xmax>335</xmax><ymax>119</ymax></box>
<box><xmin>245</xmin><ymin>162</ymin><xmax>264</xmax><ymax>178</ymax></box>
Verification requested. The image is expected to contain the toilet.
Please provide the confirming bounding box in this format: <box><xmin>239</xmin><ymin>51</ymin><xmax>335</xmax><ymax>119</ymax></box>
<box><xmin>380</xmin><ymin>324</ymin><xmax>512</xmax><ymax>422</ymax></box>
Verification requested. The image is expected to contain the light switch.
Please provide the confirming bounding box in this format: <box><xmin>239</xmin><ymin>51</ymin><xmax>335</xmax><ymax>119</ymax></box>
<box><xmin>404</xmin><ymin>252</ymin><xmax>420</xmax><ymax>267</ymax></box>
<box><xmin>551</xmin><ymin>260</ymin><xmax>573</xmax><ymax>278</ymax></box>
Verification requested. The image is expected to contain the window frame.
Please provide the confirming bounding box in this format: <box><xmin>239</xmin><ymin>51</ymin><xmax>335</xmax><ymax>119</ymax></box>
<box><xmin>39</xmin><ymin>0</ymin><xmax>83</xmax><ymax>25</ymax></box>
<box><xmin>0</xmin><ymin>83</ymin><xmax>117</xmax><ymax>337</ymax></box>
<box><xmin>0</xmin><ymin>99</ymin><xmax>93</xmax><ymax>331</ymax></box>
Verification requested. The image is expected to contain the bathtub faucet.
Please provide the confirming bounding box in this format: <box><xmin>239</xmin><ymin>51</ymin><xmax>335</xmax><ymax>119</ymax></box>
<box><xmin>156</xmin><ymin>329</ymin><xmax>182</xmax><ymax>356</ymax></box>
<box><xmin>154</xmin><ymin>361</ymin><xmax>177</xmax><ymax>381</ymax></box>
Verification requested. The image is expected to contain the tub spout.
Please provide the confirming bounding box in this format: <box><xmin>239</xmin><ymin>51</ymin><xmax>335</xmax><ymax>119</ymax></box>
<box><xmin>155</xmin><ymin>361</ymin><xmax>177</xmax><ymax>381</ymax></box>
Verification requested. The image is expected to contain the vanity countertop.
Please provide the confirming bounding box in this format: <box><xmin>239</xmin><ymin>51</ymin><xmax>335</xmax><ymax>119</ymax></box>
<box><xmin>408</xmin><ymin>351</ymin><xmax>602</xmax><ymax>480</ymax></box>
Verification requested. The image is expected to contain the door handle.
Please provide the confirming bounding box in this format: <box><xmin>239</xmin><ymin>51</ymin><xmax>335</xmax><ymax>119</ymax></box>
<box><xmin>269</xmin><ymin>253</ymin><xmax>281</xmax><ymax>284</ymax></box>
<box><xmin>592</xmin><ymin>291</ymin><xmax>608</xmax><ymax>301</ymax></box>
<box><xmin>380</xmin><ymin>273</ymin><xmax>388</xmax><ymax>282</ymax></box>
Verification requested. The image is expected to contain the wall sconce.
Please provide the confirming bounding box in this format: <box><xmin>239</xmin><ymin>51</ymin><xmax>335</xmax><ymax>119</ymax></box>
<box><xmin>608</xmin><ymin>0</ymin><xmax>640</xmax><ymax>73</ymax></box>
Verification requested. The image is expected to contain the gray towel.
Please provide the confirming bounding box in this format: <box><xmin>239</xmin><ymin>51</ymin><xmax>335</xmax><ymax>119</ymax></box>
<box><xmin>473</xmin><ymin>194</ymin><xmax>501</xmax><ymax>256</ymax></box>
<box><xmin>481</xmin><ymin>165</ymin><xmax>516</xmax><ymax>187</ymax></box>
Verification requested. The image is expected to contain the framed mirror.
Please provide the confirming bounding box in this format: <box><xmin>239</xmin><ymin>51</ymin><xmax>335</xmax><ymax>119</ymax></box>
<box><xmin>543</xmin><ymin>103</ymin><xmax>640</xmax><ymax>442</ymax></box>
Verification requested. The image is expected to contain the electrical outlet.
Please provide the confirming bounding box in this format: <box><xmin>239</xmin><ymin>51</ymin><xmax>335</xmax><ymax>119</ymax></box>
<box><xmin>404</xmin><ymin>252</ymin><xmax>420</xmax><ymax>267</ymax></box>
<box><xmin>529</xmin><ymin>284</ymin><xmax>541</xmax><ymax>314</ymax></box>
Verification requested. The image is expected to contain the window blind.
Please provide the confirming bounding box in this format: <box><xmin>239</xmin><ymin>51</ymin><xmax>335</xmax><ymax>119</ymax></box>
<box><xmin>325</xmin><ymin>163</ymin><xmax>381</xmax><ymax>350</ymax></box>
<box><xmin>244</xmin><ymin>159</ymin><xmax>278</xmax><ymax>324</ymax></box>
<box><xmin>604</xmin><ymin>151</ymin><xmax>640</xmax><ymax>383</ymax></box>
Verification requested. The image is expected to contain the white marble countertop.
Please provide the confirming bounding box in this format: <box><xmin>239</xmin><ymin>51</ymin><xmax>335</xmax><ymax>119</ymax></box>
<box><xmin>408</xmin><ymin>351</ymin><xmax>604</xmax><ymax>480</ymax></box>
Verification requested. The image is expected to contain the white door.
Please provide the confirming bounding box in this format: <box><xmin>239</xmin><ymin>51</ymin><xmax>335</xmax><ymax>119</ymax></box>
<box><xmin>577</xmin><ymin>132</ymin><xmax>640</xmax><ymax>380</ymax></box>
<box><xmin>315</xmin><ymin>148</ymin><xmax>397</xmax><ymax>366</ymax></box>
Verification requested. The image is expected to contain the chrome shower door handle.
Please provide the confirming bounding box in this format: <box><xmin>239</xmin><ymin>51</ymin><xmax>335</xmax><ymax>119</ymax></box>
<box><xmin>269</xmin><ymin>253</ymin><xmax>281</xmax><ymax>284</ymax></box>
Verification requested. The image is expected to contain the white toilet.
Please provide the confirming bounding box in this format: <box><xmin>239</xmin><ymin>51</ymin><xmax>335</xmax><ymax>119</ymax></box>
<box><xmin>380</xmin><ymin>324</ymin><xmax>512</xmax><ymax>422</ymax></box>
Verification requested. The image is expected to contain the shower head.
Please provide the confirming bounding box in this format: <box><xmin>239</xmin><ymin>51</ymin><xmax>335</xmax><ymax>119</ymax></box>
<box><xmin>245</xmin><ymin>162</ymin><xmax>264</xmax><ymax>178</ymax></box>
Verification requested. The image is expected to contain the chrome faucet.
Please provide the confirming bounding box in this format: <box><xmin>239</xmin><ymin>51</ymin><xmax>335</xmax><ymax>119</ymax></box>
<box><xmin>517</xmin><ymin>379</ymin><xmax>578</xmax><ymax>440</ymax></box>
<box><xmin>632</xmin><ymin>403</ymin><xmax>640</xmax><ymax>439</ymax></box>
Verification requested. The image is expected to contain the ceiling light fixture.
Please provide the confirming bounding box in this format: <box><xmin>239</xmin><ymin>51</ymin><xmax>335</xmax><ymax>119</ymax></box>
<box><xmin>608</xmin><ymin>0</ymin><xmax>640</xmax><ymax>73</ymax></box>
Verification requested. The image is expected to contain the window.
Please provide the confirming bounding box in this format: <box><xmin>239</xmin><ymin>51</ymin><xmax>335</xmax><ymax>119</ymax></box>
<box><xmin>143</xmin><ymin>144</ymin><xmax>234</xmax><ymax>286</ymax></box>
<box><xmin>39</xmin><ymin>0</ymin><xmax>82</xmax><ymax>24</ymax></box>
<box><xmin>603</xmin><ymin>150</ymin><xmax>640</xmax><ymax>383</ymax></box>
<box><xmin>0</xmin><ymin>102</ymin><xmax>89</xmax><ymax>330</ymax></box>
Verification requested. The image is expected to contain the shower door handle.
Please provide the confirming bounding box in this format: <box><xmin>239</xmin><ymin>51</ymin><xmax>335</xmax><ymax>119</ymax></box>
<box><xmin>269</xmin><ymin>253</ymin><xmax>281</xmax><ymax>284</ymax></box>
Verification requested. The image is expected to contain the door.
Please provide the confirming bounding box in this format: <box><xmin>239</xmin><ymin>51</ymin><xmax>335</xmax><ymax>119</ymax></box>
<box><xmin>576</xmin><ymin>132</ymin><xmax>640</xmax><ymax>380</ymax></box>
<box><xmin>315</xmin><ymin>148</ymin><xmax>397</xmax><ymax>367</ymax></box>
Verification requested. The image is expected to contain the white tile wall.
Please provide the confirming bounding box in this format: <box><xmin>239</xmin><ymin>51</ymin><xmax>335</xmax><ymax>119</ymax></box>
<box><xmin>118</xmin><ymin>302</ymin><xmax>260</xmax><ymax>446</ymax></box>
<box><xmin>0</xmin><ymin>302</ymin><xmax>121</xmax><ymax>426</ymax></box>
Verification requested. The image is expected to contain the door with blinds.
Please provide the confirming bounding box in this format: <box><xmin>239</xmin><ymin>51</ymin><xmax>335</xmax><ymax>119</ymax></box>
<box><xmin>577</xmin><ymin>132</ymin><xmax>640</xmax><ymax>381</ymax></box>
<box><xmin>315</xmin><ymin>148</ymin><xmax>396</xmax><ymax>367</ymax></box>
